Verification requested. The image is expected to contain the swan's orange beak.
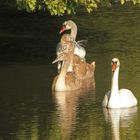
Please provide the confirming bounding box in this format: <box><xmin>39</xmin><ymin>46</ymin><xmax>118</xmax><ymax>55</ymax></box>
<box><xmin>59</xmin><ymin>25</ymin><xmax>66</xmax><ymax>34</ymax></box>
<box><xmin>112</xmin><ymin>63</ymin><xmax>117</xmax><ymax>72</ymax></box>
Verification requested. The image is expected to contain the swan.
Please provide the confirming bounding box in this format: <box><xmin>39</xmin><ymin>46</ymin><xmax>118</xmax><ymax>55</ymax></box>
<box><xmin>52</xmin><ymin>41</ymin><xmax>95</xmax><ymax>91</ymax></box>
<box><xmin>52</xmin><ymin>52</ymin><xmax>80</xmax><ymax>91</ymax></box>
<box><xmin>56</xmin><ymin>34</ymin><xmax>74</xmax><ymax>72</ymax></box>
<box><xmin>59</xmin><ymin>20</ymin><xmax>86</xmax><ymax>59</ymax></box>
<box><xmin>102</xmin><ymin>58</ymin><xmax>137</xmax><ymax>108</ymax></box>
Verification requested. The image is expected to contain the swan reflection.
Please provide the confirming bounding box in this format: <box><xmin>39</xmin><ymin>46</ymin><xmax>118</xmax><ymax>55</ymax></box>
<box><xmin>103</xmin><ymin>107</ymin><xmax>137</xmax><ymax>140</ymax></box>
<box><xmin>53</xmin><ymin>86</ymin><xmax>95</xmax><ymax>140</ymax></box>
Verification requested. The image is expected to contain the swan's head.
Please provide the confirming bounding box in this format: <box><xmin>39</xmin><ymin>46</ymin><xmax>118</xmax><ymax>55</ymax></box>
<box><xmin>61</xmin><ymin>34</ymin><xmax>74</xmax><ymax>44</ymax></box>
<box><xmin>52</xmin><ymin>53</ymin><xmax>68</xmax><ymax>64</ymax></box>
<box><xmin>111</xmin><ymin>58</ymin><xmax>120</xmax><ymax>73</ymax></box>
<box><xmin>59</xmin><ymin>20</ymin><xmax>75</xmax><ymax>34</ymax></box>
<box><xmin>60</xmin><ymin>34</ymin><xmax>75</xmax><ymax>53</ymax></box>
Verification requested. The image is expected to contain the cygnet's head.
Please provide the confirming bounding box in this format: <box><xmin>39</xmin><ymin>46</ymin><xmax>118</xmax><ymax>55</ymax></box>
<box><xmin>61</xmin><ymin>34</ymin><xmax>74</xmax><ymax>44</ymax></box>
<box><xmin>60</xmin><ymin>34</ymin><xmax>75</xmax><ymax>53</ymax></box>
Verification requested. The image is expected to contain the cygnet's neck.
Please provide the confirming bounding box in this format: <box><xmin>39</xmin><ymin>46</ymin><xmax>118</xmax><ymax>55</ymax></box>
<box><xmin>55</xmin><ymin>56</ymin><xmax>71</xmax><ymax>91</ymax></box>
<box><xmin>59</xmin><ymin>57</ymin><xmax>70</xmax><ymax>77</ymax></box>
<box><xmin>70</xmin><ymin>23</ymin><xmax>77</xmax><ymax>41</ymax></box>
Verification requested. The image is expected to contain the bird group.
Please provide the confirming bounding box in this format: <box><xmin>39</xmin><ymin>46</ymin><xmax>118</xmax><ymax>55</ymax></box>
<box><xmin>52</xmin><ymin>20</ymin><xmax>95</xmax><ymax>92</ymax></box>
<box><xmin>52</xmin><ymin>20</ymin><xmax>137</xmax><ymax>109</ymax></box>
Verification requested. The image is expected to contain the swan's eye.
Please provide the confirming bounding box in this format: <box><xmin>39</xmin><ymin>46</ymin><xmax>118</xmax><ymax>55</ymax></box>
<box><xmin>112</xmin><ymin>61</ymin><xmax>118</xmax><ymax>64</ymax></box>
<box><xmin>63</xmin><ymin>24</ymin><xmax>67</xmax><ymax>27</ymax></box>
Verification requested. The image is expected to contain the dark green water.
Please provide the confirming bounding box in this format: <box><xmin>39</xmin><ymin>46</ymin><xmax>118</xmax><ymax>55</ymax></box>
<box><xmin>0</xmin><ymin>4</ymin><xmax>140</xmax><ymax>140</ymax></box>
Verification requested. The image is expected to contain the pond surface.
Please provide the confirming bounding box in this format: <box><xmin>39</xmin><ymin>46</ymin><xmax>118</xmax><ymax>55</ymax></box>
<box><xmin>0</xmin><ymin>4</ymin><xmax>140</xmax><ymax>140</ymax></box>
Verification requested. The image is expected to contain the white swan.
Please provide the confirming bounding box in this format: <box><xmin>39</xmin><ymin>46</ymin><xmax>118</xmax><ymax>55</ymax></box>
<box><xmin>102</xmin><ymin>58</ymin><xmax>137</xmax><ymax>108</ymax></box>
<box><xmin>59</xmin><ymin>20</ymin><xmax>86</xmax><ymax>59</ymax></box>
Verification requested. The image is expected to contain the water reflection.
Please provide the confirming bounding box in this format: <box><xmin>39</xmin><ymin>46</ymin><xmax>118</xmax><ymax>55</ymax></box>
<box><xmin>15</xmin><ymin>113</ymin><xmax>39</xmax><ymax>140</ymax></box>
<box><xmin>103</xmin><ymin>107</ymin><xmax>137</xmax><ymax>140</ymax></box>
<box><xmin>53</xmin><ymin>83</ymin><xmax>95</xmax><ymax>140</ymax></box>
<box><xmin>0</xmin><ymin>4</ymin><xmax>140</xmax><ymax>140</ymax></box>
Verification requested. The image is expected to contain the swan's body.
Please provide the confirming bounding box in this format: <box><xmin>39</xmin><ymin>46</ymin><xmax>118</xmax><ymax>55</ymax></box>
<box><xmin>52</xmin><ymin>39</ymin><xmax>95</xmax><ymax>91</ymax></box>
<box><xmin>73</xmin><ymin>55</ymin><xmax>95</xmax><ymax>79</ymax></box>
<box><xmin>102</xmin><ymin>58</ymin><xmax>137</xmax><ymax>108</ymax></box>
<box><xmin>59</xmin><ymin>20</ymin><xmax>86</xmax><ymax>59</ymax></box>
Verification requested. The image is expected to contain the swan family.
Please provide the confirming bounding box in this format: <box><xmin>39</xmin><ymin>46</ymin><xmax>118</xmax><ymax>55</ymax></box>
<box><xmin>52</xmin><ymin>20</ymin><xmax>138</xmax><ymax>108</ymax></box>
<box><xmin>52</xmin><ymin>34</ymin><xmax>95</xmax><ymax>91</ymax></box>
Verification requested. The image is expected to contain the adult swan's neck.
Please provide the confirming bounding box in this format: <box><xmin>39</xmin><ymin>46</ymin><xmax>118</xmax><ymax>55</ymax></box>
<box><xmin>111</xmin><ymin>67</ymin><xmax>119</xmax><ymax>94</ymax></box>
<box><xmin>70</xmin><ymin>22</ymin><xmax>77</xmax><ymax>41</ymax></box>
<box><xmin>108</xmin><ymin>67</ymin><xmax>120</xmax><ymax>108</ymax></box>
